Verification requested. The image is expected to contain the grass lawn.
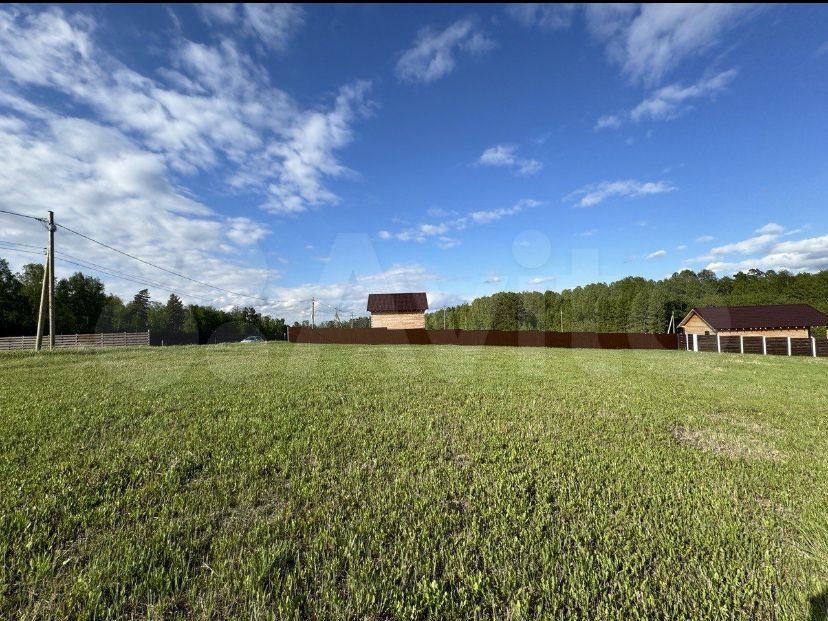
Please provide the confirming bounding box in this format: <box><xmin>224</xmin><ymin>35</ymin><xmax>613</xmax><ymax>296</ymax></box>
<box><xmin>0</xmin><ymin>343</ymin><xmax>826</xmax><ymax>619</ymax></box>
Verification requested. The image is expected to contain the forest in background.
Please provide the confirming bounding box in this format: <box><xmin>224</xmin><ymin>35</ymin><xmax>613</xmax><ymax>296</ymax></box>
<box><xmin>3</xmin><ymin>258</ymin><xmax>827</xmax><ymax>341</ymax></box>
<box><xmin>0</xmin><ymin>259</ymin><xmax>288</xmax><ymax>343</ymax></box>
<box><xmin>426</xmin><ymin>268</ymin><xmax>828</xmax><ymax>335</ymax></box>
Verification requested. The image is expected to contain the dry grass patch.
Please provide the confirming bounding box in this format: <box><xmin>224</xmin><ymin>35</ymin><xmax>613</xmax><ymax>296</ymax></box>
<box><xmin>672</xmin><ymin>425</ymin><xmax>786</xmax><ymax>461</ymax></box>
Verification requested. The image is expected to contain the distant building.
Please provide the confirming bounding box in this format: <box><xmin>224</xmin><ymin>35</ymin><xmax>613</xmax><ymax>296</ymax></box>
<box><xmin>367</xmin><ymin>292</ymin><xmax>428</xmax><ymax>329</ymax></box>
<box><xmin>678</xmin><ymin>304</ymin><xmax>828</xmax><ymax>338</ymax></box>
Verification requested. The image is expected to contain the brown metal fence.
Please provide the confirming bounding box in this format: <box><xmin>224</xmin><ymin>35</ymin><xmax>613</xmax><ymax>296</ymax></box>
<box><xmin>287</xmin><ymin>327</ymin><xmax>678</xmax><ymax>350</ymax></box>
<box><xmin>0</xmin><ymin>331</ymin><xmax>150</xmax><ymax>351</ymax></box>
<box><xmin>678</xmin><ymin>333</ymin><xmax>827</xmax><ymax>357</ymax></box>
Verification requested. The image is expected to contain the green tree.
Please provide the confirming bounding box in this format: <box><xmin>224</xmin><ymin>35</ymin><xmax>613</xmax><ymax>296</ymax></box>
<box><xmin>0</xmin><ymin>259</ymin><xmax>30</xmax><ymax>337</ymax></box>
<box><xmin>164</xmin><ymin>294</ymin><xmax>187</xmax><ymax>333</ymax></box>
<box><xmin>126</xmin><ymin>289</ymin><xmax>151</xmax><ymax>332</ymax></box>
<box><xmin>55</xmin><ymin>272</ymin><xmax>108</xmax><ymax>334</ymax></box>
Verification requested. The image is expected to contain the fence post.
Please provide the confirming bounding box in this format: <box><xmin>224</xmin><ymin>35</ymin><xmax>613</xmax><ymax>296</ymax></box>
<box><xmin>716</xmin><ymin>334</ymin><xmax>721</xmax><ymax>353</ymax></box>
<box><xmin>762</xmin><ymin>336</ymin><xmax>767</xmax><ymax>356</ymax></box>
<box><xmin>787</xmin><ymin>337</ymin><xmax>792</xmax><ymax>356</ymax></box>
<box><xmin>812</xmin><ymin>336</ymin><xmax>817</xmax><ymax>358</ymax></box>
<box><xmin>739</xmin><ymin>335</ymin><xmax>744</xmax><ymax>354</ymax></box>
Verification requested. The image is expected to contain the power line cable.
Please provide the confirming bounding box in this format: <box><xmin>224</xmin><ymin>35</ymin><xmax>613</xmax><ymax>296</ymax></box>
<box><xmin>56</xmin><ymin>222</ymin><xmax>282</xmax><ymax>303</ymax></box>
<box><xmin>0</xmin><ymin>208</ymin><xmax>47</xmax><ymax>223</ymax></box>
<box><xmin>54</xmin><ymin>249</ymin><xmax>218</xmax><ymax>303</ymax></box>
<box><xmin>55</xmin><ymin>222</ymin><xmax>316</xmax><ymax>309</ymax></box>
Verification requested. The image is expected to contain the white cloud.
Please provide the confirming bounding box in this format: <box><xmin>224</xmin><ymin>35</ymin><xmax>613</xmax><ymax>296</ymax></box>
<box><xmin>630</xmin><ymin>70</ymin><xmax>737</xmax><ymax>121</ymax></box>
<box><xmin>226</xmin><ymin>217</ymin><xmax>270</xmax><ymax>246</ymax></box>
<box><xmin>0</xmin><ymin>115</ymin><xmax>282</xmax><ymax>308</ymax></box>
<box><xmin>395</xmin><ymin>18</ymin><xmax>495</xmax><ymax>84</ymax></box>
<box><xmin>197</xmin><ymin>4</ymin><xmax>305</xmax><ymax>52</ymax></box>
<box><xmin>755</xmin><ymin>222</ymin><xmax>784</xmax><ymax>235</ymax></box>
<box><xmin>584</xmin><ymin>4</ymin><xmax>756</xmax><ymax>85</ymax></box>
<box><xmin>528</xmin><ymin>275</ymin><xmax>556</xmax><ymax>285</ymax></box>
<box><xmin>596</xmin><ymin>69</ymin><xmax>737</xmax><ymax>129</ymax></box>
<box><xmin>595</xmin><ymin>114</ymin><xmax>623</xmax><ymax>130</ymax></box>
<box><xmin>646</xmin><ymin>249</ymin><xmax>667</xmax><ymax>259</ymax></box>
<box><xmin>506</xmin><ymin>4</ymin><xmax>576</xmax><ymax>31</ymax></box>
<box><xmin>0</xmin><ymin>7</ymin><xmax>372</xmax><ymax>215</ymax></box>
<box><xmin>694</xmin><ymin>223</ymin><xmax>828</xmax><ymax>275</ymax></box>
<box><xmin>696</xmin><ymin>234</ymin><xmax>715</xmax><ymax>243</ymax></box>
<box><xmin>565</xmin><ymin>179</ymin><xmax>675</xmax><ymax>207</ymax></box>
<box><xmin>379</xmin><ymin>199</ymin><xmax>542</xmax><ymax>247</ymax></box>
<box><xmin>483</xmin><ymin>274</ymin><xmax>502</xmax><ymax>284</ymax></box>
<box><xmin>705</xmin><ymin>234</ymin><xmax>828</xmax><ymax>274</ymax></box>
<box><xmin>477</xmin><ymin>144</ymin><xmax>542</xmax><ymax>176</ymax></box>
<box><xmin>710</xmin><ymin>222</ymin><xmax>785</xmax><ymax>256</ymax></box>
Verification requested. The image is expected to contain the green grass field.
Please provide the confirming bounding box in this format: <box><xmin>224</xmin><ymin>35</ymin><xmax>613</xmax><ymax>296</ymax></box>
<box><xmin>1</xmin><ymin>343</ymin><xmax>826</xmax><ymax>619</ymax></box>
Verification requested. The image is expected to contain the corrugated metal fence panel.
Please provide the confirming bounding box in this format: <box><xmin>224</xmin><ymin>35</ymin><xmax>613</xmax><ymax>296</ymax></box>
<box><xmin>287</xmin><ymin>328</ymin><xmax>678</xmax><ymax>350</ymax></box>
<box><xmin>743</xmin><ymin>336</ymin><xmax>764</xmax><ymax>354</ymax></box>
<box><xmin>697</xmin><ymin>335</ymin><xmax>719</xmax><ymax>353</ymax></box>
<box><xmin>0</xmin><ymin>332</ymin><xmax>149</xmax><ymax>351</ymax></box>
<box><xmin>719</xmin><ymin>336</ymin><xmax>742</xmax><ymax>354</ymax></box>
<box><xmin>790</xmin><ymin>338</ymin><xmax>812</xmax><ymax>356</ymax></box>
<box><xmin>765</xmin><ymin>337</ymin><xmax>789</xmax><ymax>356</ymax></box>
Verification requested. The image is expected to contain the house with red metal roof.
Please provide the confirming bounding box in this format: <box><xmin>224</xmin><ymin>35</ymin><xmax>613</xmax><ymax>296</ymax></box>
<box><xmin>678</xmin><ymin>304</ymin><xmax>828</xmax><ymax>338</ymax></box>
<box><xmin>367</xmin><ymin>292</ymin><xmax>428</xmax><ymax>329</ymax></box>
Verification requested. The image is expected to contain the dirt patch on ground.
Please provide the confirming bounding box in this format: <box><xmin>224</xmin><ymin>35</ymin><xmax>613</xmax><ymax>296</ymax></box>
<box><xmin>672</xmin><ymin>426</ymin><xmax>786</xmax><ymax>461</ymax></box>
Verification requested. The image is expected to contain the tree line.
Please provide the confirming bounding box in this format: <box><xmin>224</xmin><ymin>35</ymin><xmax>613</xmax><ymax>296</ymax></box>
<box><xmin>5</xmin><ymin>257</ymin><xmax>826</xmax><ymax>340</ymax></box>
<box><xmin>0</xmin><ymin>259</ymin><xmax>288</xmax><ymax>343</ymax></box>
<box><xmin>425</xmin><ymin>268</ymin><xmax>828</xmax><ymax>335</ymax></box>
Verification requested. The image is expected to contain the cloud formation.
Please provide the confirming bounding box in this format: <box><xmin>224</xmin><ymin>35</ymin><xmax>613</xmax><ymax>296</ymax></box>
<box><xmin>378</xmin><ymin>199</ymin><xmax>542</xmax><ymax>247</ymax></box>
<box><xmin>197</xmin><ymin>4</ymin><xmax>305</xmax><ymax>52</ymax></box>
<box><xmin>0</xmin><ymin>7</ymin><xmax>372</xmax><ymax>215</ymax></box>
<box><xmin>698</xmin><ymin>223</ymin><xmax>828</xmax><ymax>274</ymax></box>
<box><xmin>396</xmin><ymin>18</ymin><xmax>495</xmax><ymax>83</ymax></box>
<box><xmin>584</xmin><ymin>4</ymin><xmax>756</xmax><ymax>85</ymax></box>
<box><xmin>596</xmin><ymin>69</ymin><xmax>737</xmax><ymax>129</ymax></box>
<box><xmin>565</xmin><ymin>180</ymin><xmax>676</xmax><ymax>207</ymax></box>
<box><xmin>477</xmin><ymin>144</ymin><xmax>542</xmax><ymax>176</ymax></box>
<box><xmin>506</xmin><ymin>4</ymin><xmax>576</xmax><ymax>31</ymax></box>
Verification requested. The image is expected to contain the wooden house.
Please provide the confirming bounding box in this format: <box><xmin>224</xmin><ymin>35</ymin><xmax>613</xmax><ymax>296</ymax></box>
<box><xmin>678</xmin><ymin>304</ymin><xmax>828</xmax><ymax>338</ymax></box>
<box><xmin>367</xmin><ymin>292</ymin><xmax>428</xmax><ymax>329</ymax></box>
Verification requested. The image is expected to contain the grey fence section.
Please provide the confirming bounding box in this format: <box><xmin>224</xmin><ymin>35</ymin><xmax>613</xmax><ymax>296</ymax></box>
<box><xmin>679</xmin><ymin>332</ymin><xmax>827</xmax><ymax>357</ymax></box>
<box><xmin>0</xmin><ymin>331</ymin><xmax>150</xmax><ymax>351</ymax></box>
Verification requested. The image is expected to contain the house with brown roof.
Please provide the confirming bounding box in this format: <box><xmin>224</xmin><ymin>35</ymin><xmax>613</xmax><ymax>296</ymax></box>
<box><xmin>678</xmin><ymin>304</ymin><xmax>828</xmax><ymax>338</ymax></box>
<box><xmin>367</xmin><ymin>292</ymin><xmax>428</xmax><ymax>329</ymax></box>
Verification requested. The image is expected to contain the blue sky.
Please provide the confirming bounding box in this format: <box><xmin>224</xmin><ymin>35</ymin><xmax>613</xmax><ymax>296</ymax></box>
<box><xmin>1</xmin><ymin>4</ymin><xmax>827</xmax><ymax>321</ymax></box>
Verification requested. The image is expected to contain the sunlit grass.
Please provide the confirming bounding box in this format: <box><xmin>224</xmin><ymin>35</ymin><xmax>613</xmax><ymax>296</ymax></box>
<box><xmin>0</xmin><ymin>343</ymin><xmax>826</xmax><ymax>619</ymax></box>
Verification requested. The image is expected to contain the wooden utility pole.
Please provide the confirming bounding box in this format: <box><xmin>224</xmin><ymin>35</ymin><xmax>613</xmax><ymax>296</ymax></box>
<box><xmin>560</xmin><ymin>309</ymin><xmax>563</xmax><ymax>332</ymax></box>
<box><xmin>34</xmin><ymin>247</ymin><xmax>48</xmax><ymax>351</ymax></box>
<box><xmin>47</xmin><ymin>211</ymin><xmax>55</xmax><ymax>350</ymax></box>
<box><xmin>443</xmin><ymin>308</ymin><xmax>446</xmax><ymax>329</ymax></box>
<box><xmin>350</xmin><ymin>312</ymin><xmax>354</xmax><ymax>328</ymax></box>
<box><xmin>311</xmin><ymin>297</ymin><xmax>315</xmax><ymax>329</ymax></box>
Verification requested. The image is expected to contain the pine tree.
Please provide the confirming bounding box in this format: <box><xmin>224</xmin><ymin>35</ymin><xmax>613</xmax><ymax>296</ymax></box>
<box><xmin>165</xmin><ymin>294</ymin><xmax>187</xmax><ymax>333</ymax></box>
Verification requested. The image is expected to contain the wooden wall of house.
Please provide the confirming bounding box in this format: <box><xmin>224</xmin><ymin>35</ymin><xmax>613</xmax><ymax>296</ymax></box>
<box><xmin>682</xmin><ymin>312</ymin><xmax>809</xmax><ymax>337</ymax></box>
<box><xmin>681</xmin><ymin>314</ymin><xmax>714</xmax><ymax>334</ymax></box>
<box><xmin>371</xmin><ymin>312</ymin><xmax>426</xmax><ymax>329</ymax></box>
<box><xmin>718</xmin><ymin>328</ymin><xmax>809</xmax><ymax>338</ymax></box>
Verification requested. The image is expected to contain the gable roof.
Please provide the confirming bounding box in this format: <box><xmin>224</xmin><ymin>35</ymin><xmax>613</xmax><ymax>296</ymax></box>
<box><xmin>367</xmin><ymin>292</ymin><xmax>428</xmax><ymax>313</ymax></box>
<box><xmin>679</xmin><ymin>304</ymin><xmax>828</xmax><ymax>331</ymax></box>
